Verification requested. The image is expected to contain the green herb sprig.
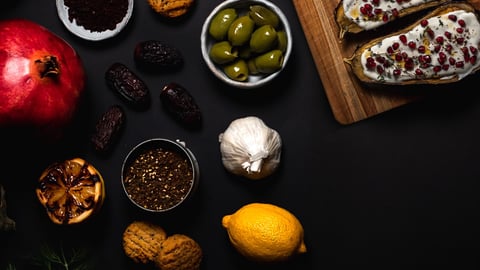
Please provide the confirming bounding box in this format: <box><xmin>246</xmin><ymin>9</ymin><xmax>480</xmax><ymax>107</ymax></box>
<box><xmin>31</xmin><ymin>244</ymin><xmax>92</xmax><ymax>270</ymax></box>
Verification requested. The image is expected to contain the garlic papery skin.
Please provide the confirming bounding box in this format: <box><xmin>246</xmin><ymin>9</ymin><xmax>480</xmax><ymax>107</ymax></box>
<box><xmin>219</xmin><ymin>116</ymin><xmax>282</xmax><ymax>180</ymax></box>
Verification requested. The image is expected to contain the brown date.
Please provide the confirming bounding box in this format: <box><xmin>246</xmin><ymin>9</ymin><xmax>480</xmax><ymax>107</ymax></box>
<box><xmin>91</xmin><ymin>105</ymin><xmax>126</xmax><ymax>154</ymax></box>
<box><xmin>105</xmin><ymin>63</ymin><xmax>151</xmax><ymax>110</ymax></box>
<box><xmin>160</xmin><ymin>82</ymin><xmax>202</xmax><ymax>129</ymax></box>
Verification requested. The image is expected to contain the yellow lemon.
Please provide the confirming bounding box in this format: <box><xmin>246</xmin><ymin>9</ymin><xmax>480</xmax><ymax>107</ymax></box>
<box><xmin>221</xmin><ymin>202</ymin><xmax>307</xmax><ymax>262</ymax></box>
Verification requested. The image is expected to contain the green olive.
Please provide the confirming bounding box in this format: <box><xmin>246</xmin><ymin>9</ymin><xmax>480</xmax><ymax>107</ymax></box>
<box><xmin>227</xmin><ymin>15</ymin><xmax>255</xmax><ymax>46</ymax></box>
<box><xmin>209</xmin><ymin>8</ymin><xmax>238</xmax><ymax>41</ymax></box>
<box><xmin>276</xmin><ymin>30</ymin><xmax>288</xmax><ymax>53</ymax></box>
<box><xmin>247</xmin><ymin>58</ymin><xmax>259</xmax><ymax>75</ymax></box>
<box><xmin>251</xmin><ymin>49</ymin><xmax>284</xmax><ymax>74</ymax></box>
<box><xmin>223</xmin><ymin>59</ymin><xmax>249</xmax><ymax>82</ymax></box>
<box><xmin>209</xmin><ymin>41</ymin><xmax>238</xmax><ymax>64</ymax></box>
<box><xmin>249</xmin><ymin>5</ymin><xmax>279</xmax><ymax>28</ymax></box>
<box><xmin>250</xmin><ymin>25</ymin><xmax>277</xmax><ymax>53</ymax></box>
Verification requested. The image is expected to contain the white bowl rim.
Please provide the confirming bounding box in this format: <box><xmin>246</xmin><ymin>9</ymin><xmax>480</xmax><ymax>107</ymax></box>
<box><xmin>200</xmin><ymin>0</ymin><xmax>293</xmax><ymax>89</ymax></box>
<box><xmin>56</xmin><ymin>0</ymin><xmax>134</xmax><ymax>41</ymax></box>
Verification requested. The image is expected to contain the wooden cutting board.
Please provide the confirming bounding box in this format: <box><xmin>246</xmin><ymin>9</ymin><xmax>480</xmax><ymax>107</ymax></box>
<box><xmin>292</xmin><ymin>0</ymin><xmax>424</xmax><ymax>125</ymax></box>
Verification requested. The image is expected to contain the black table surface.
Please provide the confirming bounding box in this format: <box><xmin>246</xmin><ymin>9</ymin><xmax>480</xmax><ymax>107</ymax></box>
<box><xmin>2</xmin><ymin>1</ymin><xmax>480</xmax><ymax>269</ymax></box>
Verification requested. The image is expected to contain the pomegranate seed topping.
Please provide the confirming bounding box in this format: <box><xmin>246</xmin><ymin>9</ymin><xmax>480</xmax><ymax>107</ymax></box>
<box><xmin>435</xmin><ymin>36</ymin><xmax>444</xmax><ymax>44</ymax></box>
<box><xmin>448</xmin><ymin>14</ymin><xmax>457</xmax><ymax>21</ymax></box>
<box><xmin>470</xmin><ymin>46</ymin><xmax>478</xmax><ymax>54</ymax></box>
<box><xmin>399</xmin><ymin>35</ymin><xmax>407</xmax><ymax>44</ymax></box>
<box><xmin>457</xmin><ymin>37</ymin><xmax>465</xmax><ymax>44</ymax></box>
<box><xmin>418</xmin><ymin>55</ymin><xmax>425</xmax><ymax>63</ymax></box>
<box><xmin>420</xmin><ymin>20</ymin><xmax>428</xmax><ymax>27</ymax></box>
<box><xmin>364</xmin><ymin>4</ymin><xmax>372</xmax><ymax>12</ymax></box>
<box><xmin>444</xmin><ymin>31</ymin><xmax>452</xmax><ymax>39</ymax></box>
<box><xmin>415</xmin><ymin>69</ymin><xmax>423</xmax><ymax>76</ymax></box>
<box><xmin>442</xmin><ymin>64</ymin><xmax>450</xmax><ymax>70</ymax></box>
<box><xmin>382</xmin><ymin>13</ymin><xmax>389</xmax><ymax>22</ymax></box>
<box><xmin>366</xmin><ymin>57</ymin><xmax>376</xmax><ymax>69</ymax></box>
<box><xmin>418</xmin><ymin>45</ymin><xmax>426</xmax><ymax>53</ymax></box>
<box><xmin>408</xmin><ymin>41</ymin><xmax>416</xmax><ymax>49</ymax></box>
<box><xmin>392</xmin><ymin>8</ymin><xmax>399</xmax><ymax>17</ymax></box>
<box><xmin>366</xmin><ymin>62</ymin><xmax>376</xmax><ymax>69</ymax></box>
<box><xmin>360</xmin><ymin>7</ymin><xmax>368</xmax><ymax>15</ymax></box>
<box><xmin>456</xmin><ymin>28</ymin><xmax>464</xmax><ymax>34</ymax></box>
<box><xmin>438</xmin><ymin>52</ymin><xmax>447</xmax><ymax>63</ymax></box>
<box><xmin>392</xmin><ymin>42</ymin><xmax>400</xmax><ymax>50</ymax></box>
<box><xmin>445</xmin><ymin>44</ymin><xmax>453</xmax><ymax>53</ymax></box>
<box><xmin>426</xmin><ymin>28</ymin><xmax>435</xmax><ymax>39</ymax></box>
<box><xmin>393</xmin><ymin>69</ymin><xmax>401</xmax><ymax>77</ymax></box>
<box><xmin>455</xmin><ymin>61</ymin><xmax>464</xmax><ymax>68</ymax></box>
<box><xmin>387</xmin><ymin>46</ymin><xmax>394</xmax><ymax>54</ymax></box>
<box><xmin>374</xmin><ymin>8</ymin><xmax>382</xmax><ymax>15</ymax></box>
<box><xmin>470</xmin><ymin>55</ymin><xmax>477</xmax><ymax>64</ymax></box>
<box><xmin>433</xmin><ymin>65</ymin><xmax>442</xmax><ymax>73</ymax></box>
<box><xmin>434</xmin><ymin>45</ymin><xmax>441</xmax><ymax>52</ymax></box>
<box><xmin>462</xmin><ymin>47</ymin><xmax>470</xmax><ymax>61</ymax></box>
<box><xmin>423</xmin><ymin>55</ymin><xmax>431</xmax><ymax>63</ymax></box>
<box><xmin>405</xmin><ymin>58</ymin><xmax>414</xmax><ymax>70</ymax></box>
<box><xmin>395</xmin><ymin>52</ymin><xmax>403</xmax><ymax>61</ymax></box>
<box><xmin>372</xmin><ymin>0</ymin><xmax>380</xmax><ymax>6</ymax></box>
<box><xmin>376</xmin><ymin>56</ymin><xmax>385</xmax><ymax>63</ymax></box>
<box><xmin>449</xmin><ymin>57</ymin><xmax>456</xmax><ymax>65</ymax></box>
<box><xmin>401</xmin><ymin>52</ymin><xmax>409</xmax><ymax>59</ymax></box>
<box><xmin>458</xmin><ymin>19</ymin><xmax>466</xmax><ymax>27</ymax></box>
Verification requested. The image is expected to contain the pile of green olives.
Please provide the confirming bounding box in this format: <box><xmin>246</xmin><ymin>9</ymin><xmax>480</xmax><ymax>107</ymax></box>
<box><xmin>208</xmin><ymin>4</ymin><xmax>288</xmax><ymax>82</ymax></box>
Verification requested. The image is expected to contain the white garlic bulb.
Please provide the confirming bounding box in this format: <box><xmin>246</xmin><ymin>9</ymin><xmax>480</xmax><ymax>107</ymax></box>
<box><xmin>218</xmin><ymin>116</ymin><xmax>282</xmax><ymax>180</ymax></box>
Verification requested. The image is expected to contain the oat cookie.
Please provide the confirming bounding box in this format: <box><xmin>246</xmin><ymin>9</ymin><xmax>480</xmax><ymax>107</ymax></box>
<box><xmin>154</xmin><ymin>234</ymin><xmax>202</xmax><ymax>270</ymax></box>
<box><xmin>122</xmin><ymin>220</ymin><xmax>168</xmax><ymax>264</ymax></box>
<box><xmin>147</xmin><ymin>0</ymin><xmax>194</xmax><ymax>18</ymax></box>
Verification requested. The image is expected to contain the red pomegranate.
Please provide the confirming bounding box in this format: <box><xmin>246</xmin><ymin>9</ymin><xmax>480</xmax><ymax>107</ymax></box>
<box><xmin>0</xmin><ymin>19</ymin><xmax>86</xmax><ymax>140</ymax></box>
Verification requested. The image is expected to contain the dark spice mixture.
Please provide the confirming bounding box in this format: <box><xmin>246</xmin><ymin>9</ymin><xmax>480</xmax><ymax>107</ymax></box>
<box><xmin>64</xmin><ymin>0</ymin><xmax>129</xmax><ymax>32</ymax></box>
<box><xmin>124</xmin><ymin>147</ymin><xmax>193</xmax><ymax>211</ymax></box>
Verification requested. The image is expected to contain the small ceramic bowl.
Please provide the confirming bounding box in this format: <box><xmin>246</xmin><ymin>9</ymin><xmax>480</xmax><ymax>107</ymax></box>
<box><xmin>200</xmin><ymin>0</ymin><xmax>292</xmax><ymax>89</ymax></box>
<box><xmin>56</xmin><ymin>0</ymin><xmax>134</xmax><ymax>41</ymax></box>
<box><xmin>121</xmin><ymin>138</ymin><xmax>199</xmax><ymax>213</ymax></box>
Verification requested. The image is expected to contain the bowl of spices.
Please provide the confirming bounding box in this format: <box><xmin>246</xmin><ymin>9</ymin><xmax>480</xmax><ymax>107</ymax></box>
<box><xmin>121</xmin><ymin>138</ymin><xmax>200</xmax><ymax>212</ymax></box>
<box><xmin>56</xmin><ymin>0</ymin><xmax>134</xmax><ymax>41</ymax></box>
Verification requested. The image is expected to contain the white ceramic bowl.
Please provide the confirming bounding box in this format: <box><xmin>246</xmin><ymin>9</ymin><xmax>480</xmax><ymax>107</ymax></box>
<box><xmin>56</xmin><ymin>0</ymin><xmax>134</xmax><ymax>41</ymax></box>
<box><xmin>201</xmin><ymin>0</ymin><xmax>292</xmax><ymax>89</ymax></box>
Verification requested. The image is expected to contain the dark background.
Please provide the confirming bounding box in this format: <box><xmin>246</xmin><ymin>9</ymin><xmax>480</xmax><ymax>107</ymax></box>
<box><xmin>2</xmin><ymin>0</ymin><xmax>480</xmax><ymax>269</ymax></box>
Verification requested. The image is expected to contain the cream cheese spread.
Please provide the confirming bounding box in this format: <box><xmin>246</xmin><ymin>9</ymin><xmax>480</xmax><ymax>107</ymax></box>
<box><xmin>360</xmin><ymin>9</ymin><xmax>480</xmax><ymax>83</ymax></box>
<box><xmin>343</xmin><ymin>0</ymin><xmax>439</xmax><ymax>30</ymax></box>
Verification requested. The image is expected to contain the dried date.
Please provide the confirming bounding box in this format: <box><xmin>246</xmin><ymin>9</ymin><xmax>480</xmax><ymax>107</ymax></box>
<box><xmin>160</xmin><ymin>82</ymin><xmax>202</xmax><ymax>129</ymax></box>
<box><xmin>134</xmin><ymin>40</ymin><xmax>184</xmax><ymax>71</ymax></box>
<box><xmin>105</xmin><ymin>63</ymin><xmax>151</xmax><ymax>110</ymax></box>
<box><xmin>91</xmin><ymin>104</ymin><xmax>126</xmax><ymax>154</ymax></box>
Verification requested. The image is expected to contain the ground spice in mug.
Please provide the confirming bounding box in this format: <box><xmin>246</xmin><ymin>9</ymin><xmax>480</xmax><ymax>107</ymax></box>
<box><xmin>64</xmin><ymin>0</ymin><xmax>129</xmax><ymax>32</ymax></box>
<box><xmin>123</xmin><ymin>147</ymin><xmax>194</xmax><ymax>211</ymax></box>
